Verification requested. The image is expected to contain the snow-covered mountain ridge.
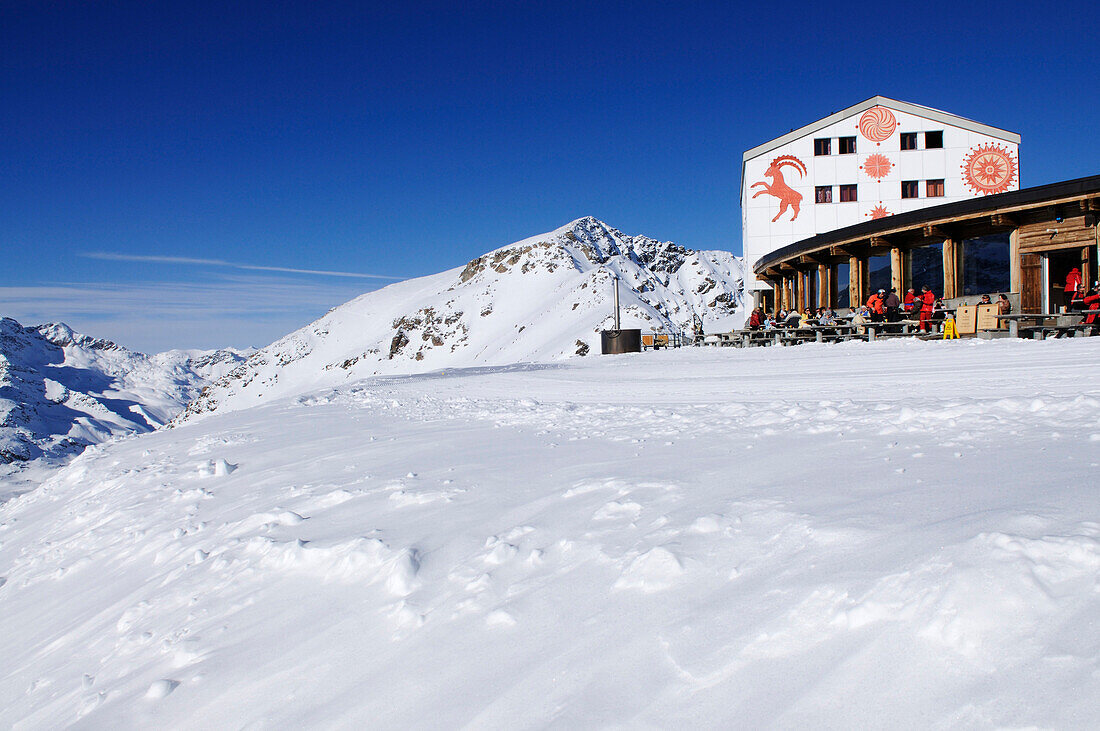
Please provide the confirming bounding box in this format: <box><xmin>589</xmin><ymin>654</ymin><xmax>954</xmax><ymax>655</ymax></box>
<box><xmin>179</xmin><ymin>217</ymin><xmax>745</xmax><ymax>421</ymax></box>
<box><xmin>0</xmin><ymin>317</ymin><xmax>248</xmax><ymax>465</ymax></box>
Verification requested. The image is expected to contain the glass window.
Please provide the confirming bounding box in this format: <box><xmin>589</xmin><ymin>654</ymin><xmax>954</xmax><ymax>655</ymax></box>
<box><xmin>901</xmin><ymin>180</ymin><xmax>919</xmax><ymax>199</ymax></box>
<box><xmin>910</xmin><ymin>243</ymin><xmax>944</xmax><ymax>295</ymax></box>
<box><xmin>900</xmin><ymin>132</ymin><xmax>918</xmax><ymax>151</ymax></box>
<box><xmin>868</xmin><ymin>256</ymin><xmax>891</xmax><ymax>295</ymax></box>
<box><xmin>839</xmin><ymin>184</ymin><xmax>857</xmax><ymax>202</ymax></box>
<box><xmin>835</xmin><ymin>262</ymin><xmax>850</xmax><ymax>308</ymax></box>
<box><xmin>962</xmin><ymin>233</ymin><xmax>1011</xmax><ymax>296</ymax></box>
<box><xmin>814</xmin><ymin>138</ymin><xmax>831</xmax><ymax>156</ymax></box>
<box><xmin>815</xmin><ymin>186</ymin><xmax>833</xmax><ymax>203</ymax></box>
<box><xmin>838</xmin><ymin>136</ymin><xmax>857</xmax><ymax>154</ymax></box>
<box><xmin>926</xmin><ymin>179</ymin><xmax>944</xmax><ymax>197</ymax></box>
<box><xmin>925</xmin><ymin>131</ymin><xmax>943</xmax><ymax>149</ymax></box>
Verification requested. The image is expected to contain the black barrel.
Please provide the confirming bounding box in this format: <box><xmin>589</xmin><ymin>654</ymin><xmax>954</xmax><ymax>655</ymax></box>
<box><xmin>600</xmin><ymin>329</ymin><xmax>641</xmax><ymax>354</ymax></box>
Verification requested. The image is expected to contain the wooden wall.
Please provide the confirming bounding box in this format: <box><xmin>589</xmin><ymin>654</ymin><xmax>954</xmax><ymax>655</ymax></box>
<box><xmin>1018</xmin><ymin>214</ymin><xmax>1096</xmax><ymax>254</ymax></box>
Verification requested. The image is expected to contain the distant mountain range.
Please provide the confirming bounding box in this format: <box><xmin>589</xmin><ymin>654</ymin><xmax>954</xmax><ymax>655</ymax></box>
<box><xmin>0</xmin><ymin>318</ymin><xmax>249</xmax><ymax>464</ymax></box>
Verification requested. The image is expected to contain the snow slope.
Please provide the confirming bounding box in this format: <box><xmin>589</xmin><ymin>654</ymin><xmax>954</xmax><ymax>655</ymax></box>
<box><xmin>178</xmin><ymin>217</ymin><xmax>745</xmax><ymax>420</ymax></box>
<box><xmin>2</xmin><ymin>337</ymin><xmax>1099</xmax><ymax>727</ymax></box>
<box><xmin>0</xmin><ymin>317</ymin><xmax>248</xmax><ymax>468</ymax></box>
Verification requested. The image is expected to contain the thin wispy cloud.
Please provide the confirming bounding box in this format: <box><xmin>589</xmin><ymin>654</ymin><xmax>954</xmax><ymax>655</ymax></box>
<box><xmin>81</xmin><ymin>252</ymin><xmax>404</xmax><ymax>280</ymax></box>
<box><xmin>0</xmin><ymin>275</ymin><xmax>379</xmax><ymax>353</ymax></box>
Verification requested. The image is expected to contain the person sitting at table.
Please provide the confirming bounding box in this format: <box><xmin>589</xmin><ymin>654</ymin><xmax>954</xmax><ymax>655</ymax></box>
<box><xmin>1071</xmin><ymin>283</ymin><xmax>1100</xmax><ymax>327</ymax></box>
<box><xmin>747</xmin><ymin>306</ymin><xmax>764</xmax><ymax>330</ymax></box>
<box><xmin>851</xmin><ymin>306</ymin><xmax>871</xmax><ymax>335</ymax></box>
<box><xmin>917</xmin><ymin>285</ymin><xmax>937</xmax><ymax>332</ymax></box>
<box><xmin>1067</xmin><ymin>285</ymin><xmax>1088</xmax><ymax>312</ymax></box>
<box><xmin>979</xmin><ymin>294</ymin><xmax>993</xmax><ymax>307</ymax></box>
<box><xmin>798</xmin><ymin>308</ymin><xmax>814</xmax><ymax>328</ymax></box>
<box><xmin>997</xmin><ymin>293</ymin><xmax>1012</xmax><ymax>315</ymax></box>
<box><xmin>763</xmin><ymin>314</ymin><xmax>777</xmax><ymax>330</ymax></box>
<box><xmin>866</xmin><ymin>289</ymin><xmax>886</xmax><ymax>322</ymax></box>
<box><xmin>903</xmin><ymin>288</ymin><xmax>916</xmax><ymax>315</ymax></box>
<box><xmin>818</xmin><ymin>308</ymin><xmax>838</xmax><ymax>326</ymax></box>
<box><xmin>783</xmin><ymin>309</ymin><xmax>801</xmax><ymax>328</ymax></box>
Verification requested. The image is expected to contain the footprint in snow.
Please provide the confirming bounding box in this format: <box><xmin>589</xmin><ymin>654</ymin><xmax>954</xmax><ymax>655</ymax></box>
<box><xmin>145</xmin><ymin>679</ymin><xmax>180</xmax><ymax>699</ymax></box>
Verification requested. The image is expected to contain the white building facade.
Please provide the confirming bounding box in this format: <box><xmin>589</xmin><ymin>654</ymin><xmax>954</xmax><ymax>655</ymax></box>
<box><xmin>741</xmin><ymin>96</ymin><xmax>1020</xmax><ymax>299</ymax></box>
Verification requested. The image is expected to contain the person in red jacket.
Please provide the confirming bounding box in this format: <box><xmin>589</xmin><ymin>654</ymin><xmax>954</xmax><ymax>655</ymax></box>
<box><xmin>866</xmin><ymin>289</ymin><xmax>886</xmax><ymax>322</ymax></box>
<box><xmin>903</xmin><ymin>288</ymin><xmax>916</xmax><ymax>317</ymax></box>
<box><xmin>747</xmin><ymin>307</ymin><xmax>764</xmax><ymax>330</ymax></box>
<box><xmin>918</xmin><ymin>285</ymin><xmax>937</xmax><ymax>332</ymax></box>
<box><xmin>1065</xmin><ymin>267</ymin><xmax>1082</xmax><ymax>301</ymax></box>
<box><xmin>1072</xmin><ymin>283</ymin><xmax>1100</xmax><ymax>326</ymax></box>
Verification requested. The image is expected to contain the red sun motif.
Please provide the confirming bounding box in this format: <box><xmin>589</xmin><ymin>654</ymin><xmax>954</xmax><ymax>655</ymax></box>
<box><xmin>867</xmin><ymin>204</ymin><xmax>890</xmax><ymax>219</ymax></box>
<box><xmin>962</xmin><ymin>144</ymin><xmax>1018</xmax><ymax>195</ymax></box>
<box><xmin>858</xmin><ymin>106</ymin><xmax>897</xmax><ymax>143</ymax></box>
<box><xmin>861</xmin><ymin>153</ymin><xmax>894</xmax><ymax>180</ymax></box>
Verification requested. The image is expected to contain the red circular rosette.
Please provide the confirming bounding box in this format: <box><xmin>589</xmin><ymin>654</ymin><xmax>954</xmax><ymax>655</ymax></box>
<box><xmin>858</xmin><ymin>106</ymin><xmax>897</xmax><ymax>142</ymax></box>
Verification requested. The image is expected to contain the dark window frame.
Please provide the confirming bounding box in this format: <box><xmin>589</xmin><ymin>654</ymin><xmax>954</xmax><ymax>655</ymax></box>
<box><xmin>900</xmin><ymin>132</ymin><xmax>918</xmax><ymax>151</ymax></box>
<box><xmin>926</xmin><ymin>179</ymin><xmax>945</xmax><ymax>197</ymax></box>
<box><xmin>924</xmin><ymin>131</ymin><xmax>944</xmax><ymax>149</ymax></box>
<box><xmin>901</xmin><ymin>180</ymin><xmax>920</xmax><ymax>199</ymax></box>
<box><xmin>815</xmin><ymin>185</ymin><xmax>833</xmax><ymax>204</ymax></box>
<box><xmin>838</xmin><ymin>136</ymin><xmax>857</xmax><ymax>155</ymax></box>
<box><xmin>814</xmin><ymin>138</ymin><xmax>832</xmax><ymax>156</ymax></box>
<box><xmin>839</xmin><ymin>184</ymin><xmax>858</xmax><ymax>203</ymax></box>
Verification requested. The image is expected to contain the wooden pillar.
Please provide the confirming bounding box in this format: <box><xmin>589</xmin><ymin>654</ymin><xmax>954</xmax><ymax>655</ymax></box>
<box><xmin>782</xmin><ymin>277</ymin><xmax>792</xmax><ymax>311</ymax></box>
<box><xmin>1082</xmin><ymin>244</ymin><xmax>1094</xmax><ymax>289</ymax></box>
<box><xmin>848</xmin><ymin>256</ymin><xmax>861</xmax><ymax>309</ymax></box>
<box><xmin>942</xmin><ymin>239</ymin><xmax>960</xmax><ymax>299</ymax></box>
<box><xmin>890</xmin><ymin>247</ymin><xmax>905</xmax><ymax>294</ymax></box>
<box><xmin>1009</xmin><ymin>229</ymin><xmax>1022</xmax><ymax>293</ymax></box>
<box><xmin>861</xmin><ymin>256</ymin><xmax>871</xmax><ymax>303</ymax></box>
<box><xmin>818</xmin><ymin>264</ymin><xmax>831</xmax><ymax>309</ymax></box>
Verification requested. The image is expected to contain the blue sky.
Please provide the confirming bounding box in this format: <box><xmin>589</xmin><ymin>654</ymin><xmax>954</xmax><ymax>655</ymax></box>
<box><xmin>2</xmin><ymin>0</ymin><xmax>1097</xmax><ymax>352</ymax></box>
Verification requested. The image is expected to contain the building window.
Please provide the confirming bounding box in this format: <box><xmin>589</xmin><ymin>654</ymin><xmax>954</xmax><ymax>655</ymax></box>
<box><xmin>925</xmin><ymin>130</ymin><xmax>943</xmax><ymax>149</ymax></box>
<box><xmin>838</xmin><ymin>136</ymin><xmax>857</xmax><ymax>154</ymax></box>
<box><xmin>901</xmin><ymin>180</ymin><xmax>919</xmax><ymax>198</ymax></box>
<box><xmin>815</xmin><ymin>186</ymin><xmax>833</xmax><ymax>203</ymax></box>
<box><xmin>900</xmin><ymin>132</ymin><xmax>918</xmax><ymax>150</ymax></box>
<box><xmin>926</xmin><ymin>179</ymin><xmax>944</xmax><ymax>197</ymax></box>
<box><xmin>814</xmin><ymin>138</ymin><xmax>831</xmax><ymax>156</ymax></box>
<box><xmin>839</xmin><ymin>184</ymin><xmax>857</xmax><ymax>202</ymax></box>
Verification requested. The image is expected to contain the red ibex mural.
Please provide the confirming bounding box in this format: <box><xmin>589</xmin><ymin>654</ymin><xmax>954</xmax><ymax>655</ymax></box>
<box><xmin>751</xmin><ymin>155</ymin><xmax>806</xmax><ymax>222</ymax></box>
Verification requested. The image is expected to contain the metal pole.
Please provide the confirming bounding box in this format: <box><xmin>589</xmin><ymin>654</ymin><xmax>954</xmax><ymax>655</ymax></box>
<box><xmin>613</xmin><ymin>275</ymin><xmax>621</xmax><ymax>330</ymax></box>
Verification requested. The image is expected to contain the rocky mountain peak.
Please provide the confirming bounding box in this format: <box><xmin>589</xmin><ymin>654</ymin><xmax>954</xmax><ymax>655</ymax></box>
<box><xmin>175</xmin><ymin>219</ymin><xmax>746</xmax><ymax>422</ymax></box>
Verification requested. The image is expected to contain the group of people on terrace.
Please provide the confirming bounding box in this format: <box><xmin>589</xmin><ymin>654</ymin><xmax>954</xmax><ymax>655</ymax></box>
<box><xmin>746</xmin><ymin>286</ymin><xmax>1015</xmax><ymax>334</ymax></box>
<box><xmin>1066</xmin><ymin>268</ymin><xmax>1100</xmax><ymax>325</ymax></box>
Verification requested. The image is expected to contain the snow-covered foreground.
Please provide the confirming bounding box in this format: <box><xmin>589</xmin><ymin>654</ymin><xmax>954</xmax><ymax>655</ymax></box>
<box><xmin>2</xmin><ymin>338</ymin><xmax>1099</xmax><ymax>728</ymax></box>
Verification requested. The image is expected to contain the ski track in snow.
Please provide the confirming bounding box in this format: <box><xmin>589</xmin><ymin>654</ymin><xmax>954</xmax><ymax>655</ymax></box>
<box><xmin>2</xmin><ymin>338</ymin><xmax>1100</xmax><ymax>728</ymax></box>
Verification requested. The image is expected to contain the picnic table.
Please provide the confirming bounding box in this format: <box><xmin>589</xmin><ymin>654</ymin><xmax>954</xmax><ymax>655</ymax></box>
<box><xmin>729</xmin><ymin>323</ymin><xmax>858</xmax><ymax>347</ymax></box>
<box><xmin>865</xmin><ymin>319</ymin><xmax>923</xmax><ymax>340</ymax></box>
<box><xmin>996</xmin><ymin>313</ymin><xmax>1092</xmax><ymax>338</ymax></box>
